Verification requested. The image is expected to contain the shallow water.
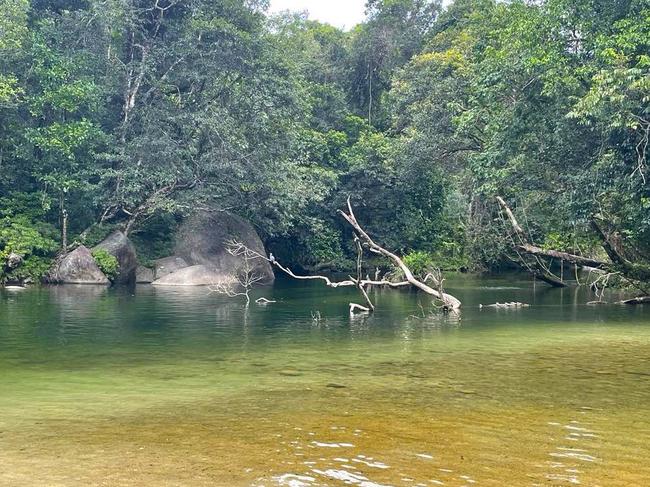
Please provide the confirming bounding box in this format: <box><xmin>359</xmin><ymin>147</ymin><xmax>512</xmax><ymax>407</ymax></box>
<box><xmin>1</xmin><ymin>276</ymin><xmax>649</xmax><ymax>486</ymax></box>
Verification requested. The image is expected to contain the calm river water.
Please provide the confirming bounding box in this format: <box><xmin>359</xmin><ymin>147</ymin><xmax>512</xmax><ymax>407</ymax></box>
<box><xmin>1</xmin><ymin>276</ymin><xmax>649</xmax><ymax>486</ymax></box>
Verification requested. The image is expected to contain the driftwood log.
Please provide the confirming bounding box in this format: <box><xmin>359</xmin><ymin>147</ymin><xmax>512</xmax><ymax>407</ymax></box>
<box><xmin>619</xmin><ymin>296</ymin><xmax>650</xmax><ymax>305</ymax></box>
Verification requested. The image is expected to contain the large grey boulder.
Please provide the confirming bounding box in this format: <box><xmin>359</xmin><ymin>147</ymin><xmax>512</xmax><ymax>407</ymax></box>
<box><xmin>153</xmin><ymin>256</ymin><xmax>189</xmax><ymax>279</ymax></box>
<box><xmin>175</xmin><ymin>212</ymin><xmax>274</xmax><ymax>283</ymax></box>
<box><xmin>50</xmin><ymin>246</ymin><xmax>109</xmax><ymax>285</ymax></box>
<box><xmin>93</xmin><ymin>231</ymin><xmax>137</xmax><ymax>284</ymax></box>
<box><xmin>6</xmin><ymin>252</ymin><xmax>23</xmax><ymax>270</ymax></box>
<box><xmin>151</xmin><ymin>265</ymin><xmax>237</xmax><ymax>287</ymax></box>
<box><xmin>151</xmin><ymin>212</ymin><xmax>274</xmax><ymax>287</ymax></box>
<box><xmin>135</xmin><ymin>265</ymin><xmax>155</xmax><ymax>283</ymax></box>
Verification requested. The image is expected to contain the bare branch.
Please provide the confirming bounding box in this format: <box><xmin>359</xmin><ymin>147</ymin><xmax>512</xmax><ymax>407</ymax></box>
<box><xmin>349</xmin><ymin>236</ymin><xmax>375</xmax><ymax>312</ymax></box>
<box><xmin>226</xmin><ymin>241</ymin><xmax>410</xmax><ymax>289</ymax></box>
<box><xmin>225</xmin><ymin>197</ymin><xmax>462</xmax><ymax>312</ymax></box>
<box><xmin>209</xmin><ymin>240</ymin><xmax>266</xmax><ymax>306</ymax></box>
<box><xmin>350</xmin><ymin>303</ymin><xmax>371</xmax><ymax>314</ymax></box>
<box><xmin>497</xmin><ymin>196</ymin><xmax>568</xmax><ymax>288</ymax></box>
<box><xmin>338</xmin><ymin>197</ymin><xmax>461</xmax><ymax>310</ymax></box>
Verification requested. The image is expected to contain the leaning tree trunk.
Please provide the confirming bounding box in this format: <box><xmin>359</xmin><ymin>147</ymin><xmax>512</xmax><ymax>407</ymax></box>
<box><xmin>496</xmin><ymin>196</ymin><xmax>568</xmax><ymax>288</ymax></box>
<box><xmin>590</xmin><ymin>219</ymin><xmax>650</xmax><ymax>283</ymax></box>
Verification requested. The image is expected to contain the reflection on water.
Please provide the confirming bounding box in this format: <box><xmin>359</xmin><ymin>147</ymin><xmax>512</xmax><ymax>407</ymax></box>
<box><xmin>1</xmin><ymin>275</ymin><xmax>650</xmax><ymax>486</ymax></box>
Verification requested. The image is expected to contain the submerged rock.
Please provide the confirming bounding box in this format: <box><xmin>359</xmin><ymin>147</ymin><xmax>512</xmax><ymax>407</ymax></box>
<box><xmin>93</xmin><ymin>231</ymin><xmax>137</xmax><ymax>284</ymax></box>
<box><xmin>50</xmin><ymin>246</ymin><xmax>109</xmax><ymax>285</ymax></box>
<box><xmin>279</xmin><ymin>369</ymin><xmax>302</xmax><ymax>377</ymax></box>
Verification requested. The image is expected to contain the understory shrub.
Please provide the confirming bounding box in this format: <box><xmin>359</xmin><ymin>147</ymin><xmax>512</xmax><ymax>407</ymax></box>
<box><xmin>0</xmin><ymin>216</ymin><xmax>58</xmax><ymax>283</ymax></box>
<box><xmin>91</xmin><ymin>248</ymin><xmax>119</xmax><ymax>281</ymax></box>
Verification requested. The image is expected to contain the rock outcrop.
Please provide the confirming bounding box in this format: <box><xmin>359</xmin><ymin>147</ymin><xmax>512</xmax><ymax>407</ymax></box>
<box><xmin>5</xmin><ymin>252</ymin><xmax>23</xmax><ymax>270</ymax></box>
<box><xmin>50</xmin><ymin>246</ymin><xmax>109</xmax><ymax>285</ymax></box>
<box><xmin>153</xmin><ymin>256</ymin><xmax>189</xmax><ymax>279</ymax></box>
<box><xmin>151</xmin><ymin>212</ymin><xmax>274</xmax><ymax>287</ymax></box>
<box><xmin>93</xmin><ymin>231</ymin><xmax>137</xmax><ymax>284</ymax></box>
<box><xmin>152</xmin><ymin>265</ymin><xmax>237</xmax><ymax>287</ymax></box>
<box><xmin>135</xmin><ymin>265</ymin><xmax>155</xmax><ymax>283</ymax></box>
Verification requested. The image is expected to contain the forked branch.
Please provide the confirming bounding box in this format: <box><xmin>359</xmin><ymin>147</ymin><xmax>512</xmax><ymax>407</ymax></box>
<box><xmin>209</xmin><ymin>240</ymin><xmax>265</xmax><ymax>305</ymax></box>
<box><xmin>338</xmin><ymin>197</ymin><xmax>462</xmax><ymax>310</ymax></box>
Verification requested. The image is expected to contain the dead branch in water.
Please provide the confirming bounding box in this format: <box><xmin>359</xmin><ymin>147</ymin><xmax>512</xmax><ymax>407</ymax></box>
<box><xmin>338</xmin><ymin>197</ymin><xmax>462</xmax><ymax>310</ymax></box>
<box><xmin>349</xmin><ymin>236</ymin><xmax>375</xmax><ymax>312</ymax></box>
<box><xmin>225</xmin><ymin>199</ymin><xmax>462</xmax><ymax>311</ymax></box>
<box><xmin>230</xmin><ymin>240</ymin><xmax>412</xmax><ymax>290</ymax></box>
<box><xmin>209</xmin><ymin>241</ymin><xmax>265</xmax><ymax>306</ymax></box>
<box><xmin>619</xmin><ymin>296</ymin><xmax>650</xmax><ymax>305</ymax></box>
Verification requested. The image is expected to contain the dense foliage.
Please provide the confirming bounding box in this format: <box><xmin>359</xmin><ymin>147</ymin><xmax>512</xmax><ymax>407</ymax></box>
<box><xmin>91</xmin><ymin>248</ymin><xmax>119</xmax><ymax>281</ymax></box>
<box><xmin>1</xmin><ymin>0</ymin><xmax>648</xmax><ymax>284</ymax></box>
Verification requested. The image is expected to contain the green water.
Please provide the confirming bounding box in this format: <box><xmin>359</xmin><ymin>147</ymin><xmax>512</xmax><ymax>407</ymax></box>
<box><xmin>1</xmin><ymin>276</ymin><xmax>650</xmax><ymax>486</ymax></box>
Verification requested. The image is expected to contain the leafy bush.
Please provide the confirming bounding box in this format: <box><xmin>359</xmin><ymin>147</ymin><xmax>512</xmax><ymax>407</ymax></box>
<box><xmin>400</xmin><ymin>247</ymin><xmax>470</xmax><ymax>278</ymax></box>
<box><xmin>7</xmin><ymin>256</ymin><xmax>52</xmax><ymax>283</ymax></box>
<box><xmin>402</xmin><ymin>250</ymin><xmax>436</xmax><ymax>279</ymax></box>
<box><xmin>304</xmin><ymin>220</ymin><xmax>346</xmax><ymax>266</ymax></box>
<box><xmin>91</xmin><ymin>248</ymin><xmax>119</xmax><ymax>281</ymax></box>
<box><xmin>0</xmin><ymin>216</ymin><xmax>58</xmax><ymax>283</ymax></box>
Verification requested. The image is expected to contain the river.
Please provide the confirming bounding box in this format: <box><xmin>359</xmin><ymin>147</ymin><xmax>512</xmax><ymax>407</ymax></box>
<box><xmin>1</xmin><ymin>275</ymin><xmax>649</xmax><ymax>486</ymax></box>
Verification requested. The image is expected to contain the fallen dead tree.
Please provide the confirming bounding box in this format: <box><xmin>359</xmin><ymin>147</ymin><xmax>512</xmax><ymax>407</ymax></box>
<box><xmin>496</xmin><ymin>196</ymin><xmax>571</xmax><ymax>288</ymax></box>
<box><xmin>226</xmin><ymin>198</ymin><xmax>461</xmax><ymax>312</ymax></box>
<box><xmin>338</xmin><ymin>198</ymin><xmax>461</xmax><ymax>310</ymax></box>
<box><xmin>497</xmin><ymin>196</ymin><xmax>650</xmax><ymax>303</ymax></box>
<box><xmin>514</xmin><ymin>243</ymin><xmax>606</xmax><ymax>270</ymax></box>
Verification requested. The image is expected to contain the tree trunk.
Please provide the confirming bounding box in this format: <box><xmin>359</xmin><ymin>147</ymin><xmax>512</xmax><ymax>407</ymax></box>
<box><xmin>497</xmin><ymin>196</ymin><xmax>568</xmax><ymax>288</ymax></box>
<box><xmin>590</xmin><ymin>219</ymin><xmax>650</xmax><ymax>282</ymax></box>
<box><xmin>62</xmin><ymin>209</ymin><xmax>68</xmax><ymax>253</ymax></box>
<box><xmin>516</xmin><ymin>243</ymin><xmax>606</xmax><ymax>269</ymax></box>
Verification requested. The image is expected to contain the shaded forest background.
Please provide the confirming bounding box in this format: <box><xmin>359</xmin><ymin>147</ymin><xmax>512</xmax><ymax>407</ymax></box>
<box><xmin>1</xmin><ymin>0</ymin><xmax>648</xmax><ymax>284</ymax></box>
